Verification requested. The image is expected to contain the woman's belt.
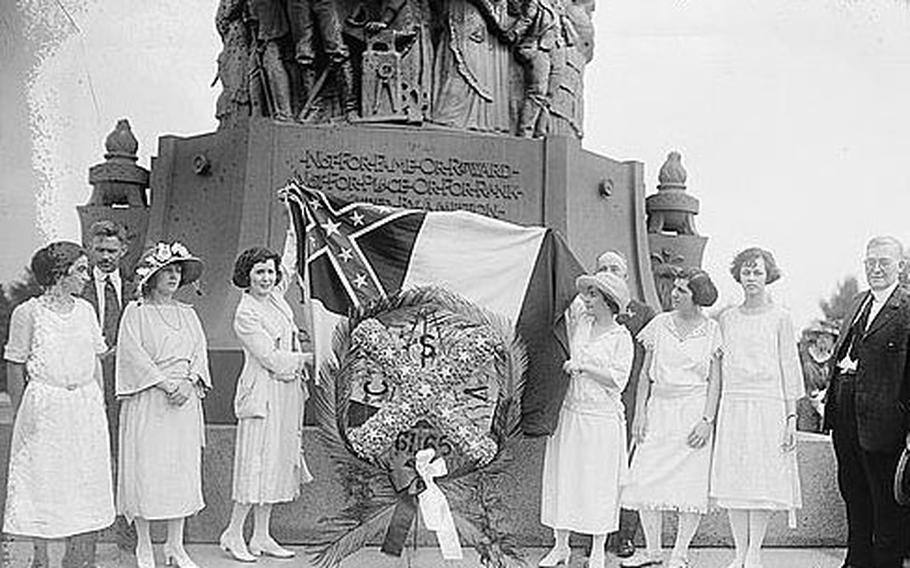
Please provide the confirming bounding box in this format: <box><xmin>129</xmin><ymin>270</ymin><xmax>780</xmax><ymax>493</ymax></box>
<box><xmin>651</xmin><ymin>383</ymin><xmax>707</xmax><ymax>399</ymax></box>
<box><xmin>28</xmin><ymin>377</ymin><xmax>97</xmax><ymax>391</ymax></box>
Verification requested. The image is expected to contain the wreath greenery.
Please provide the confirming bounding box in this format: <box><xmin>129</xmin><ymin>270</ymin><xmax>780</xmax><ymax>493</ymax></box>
<box><xmin>307</xmin><ymin>286</ymin><xmax>527</xmax><ymax>567</ymax></box>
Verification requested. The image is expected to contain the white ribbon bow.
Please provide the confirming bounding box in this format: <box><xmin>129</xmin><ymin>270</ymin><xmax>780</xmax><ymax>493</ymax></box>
<box><xmin>415</xmin><ymin>448</ymin><xmax>463</xmax><ymax>560</ymax></box>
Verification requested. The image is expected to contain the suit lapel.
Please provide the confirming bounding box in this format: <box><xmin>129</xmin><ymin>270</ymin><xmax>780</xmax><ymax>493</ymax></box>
<box><xmin>833</xmin><ymin>292</ymin><xmax>868</xmax><ymax>360</ymax></box>
<box><xmin>83</xmin><ymin>274</ymin><xmax>100</xmax><ymax>315</ymax></box>
<box><xmin>864</xmin><ymin>287</ymin><xmax>904</xmax><ymax>339</ymax></box>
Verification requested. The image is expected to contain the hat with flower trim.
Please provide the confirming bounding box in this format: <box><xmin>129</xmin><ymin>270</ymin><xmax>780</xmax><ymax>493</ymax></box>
<box><xmin>134</xmin><ymin>242</ymin><xmax>203</xmax><ymax>291</ymax></box>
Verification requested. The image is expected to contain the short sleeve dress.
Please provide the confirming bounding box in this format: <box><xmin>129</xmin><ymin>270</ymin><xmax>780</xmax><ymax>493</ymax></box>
<box><xmin>540</xmin><ymin>317</ymin><xmax>634</xmax><ymax>535</ymax></box>
<box><xmin>710</xmin><ymin>304</ymin><xmax>804</xmax><ymax>524</ymax></box>
<box><xmin>116</xmin><ymin>301</ymin><xmax>211</xmax><ymax>522</ymax></box>
<box><xmin>621</xmin><ymin>313</ymin><xmax>722</xmax><ymax>514</ymax></box>
<box><xmin>3</xmin><ymin>297</ymin><xmax>115</xmax><ymax>538</ymax></box>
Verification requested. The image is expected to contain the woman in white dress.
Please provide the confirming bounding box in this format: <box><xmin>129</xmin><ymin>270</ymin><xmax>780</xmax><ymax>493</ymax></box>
<box><xmin>540</xmin><ymin>272</ymin><xmax>634</xmax><ymax>568</ymax></box>
<box><xmin>116</xmin><ymin>242</ymin><xmax>211</xmax><ymax>568</ymax></box>
<box><xmin>621</xmin><ymin>268</ymin><xmax>721</xmax><ymax>568</ymax></box>
<box><xmin>218</xmin><ymin>243</ymin><xmax>313</xmax><ymax>561</ymax></box>
<box><xmin>710</xmin><ymin>247</ymin><xmax>803</xmax><ymax>568</ymax></box>
<box><xmin>3</xmin><ymin>242</ymin><xmax>115</xmax><ymax>568</ymax></box>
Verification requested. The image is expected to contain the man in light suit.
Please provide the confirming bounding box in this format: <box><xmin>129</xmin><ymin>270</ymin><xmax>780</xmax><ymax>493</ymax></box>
<box><xmin>825</xmin><ymin>236</ymin><xmax>910</xmax><ymax>568</ymax></box>
<box><xmin>78</xmin><ymin>220</ymin><xmax>135</xmax><ymax>563</ymax></box>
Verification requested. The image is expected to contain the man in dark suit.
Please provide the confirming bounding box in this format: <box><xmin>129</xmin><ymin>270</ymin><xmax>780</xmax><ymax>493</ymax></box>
<box><xmin>568</xmin><ymin>250</ymin><xmax>656</xmax><ymax>561</ymax></box>
<box><xmin>825</xmin><ymin>236</ymin><xmax>910</xmax><ymax>568</ymax></box>
<box><xmin>78</xmin><ymin>220</ymin><xmax>134</xmax><ymax>563</ymax></box>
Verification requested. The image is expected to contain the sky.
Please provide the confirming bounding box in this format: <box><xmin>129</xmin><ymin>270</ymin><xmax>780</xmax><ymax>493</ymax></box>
<box><xmin>1</xmin><ymin>0</ymin><xmax>910</xmax><ymax>329</ymax></box>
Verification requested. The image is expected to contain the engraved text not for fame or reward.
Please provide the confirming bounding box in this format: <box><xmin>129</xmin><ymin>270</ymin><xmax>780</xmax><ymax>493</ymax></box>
<box><xmin>290</xmin><ymin>149</ymin><xmax>527</xmax><ymax>219</ymax></box>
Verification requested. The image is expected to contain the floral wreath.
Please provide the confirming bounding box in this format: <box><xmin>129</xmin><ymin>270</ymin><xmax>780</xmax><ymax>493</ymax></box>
<box><xmin>307</xmin><ymin>286</ymin><xmax>527</xmax><ymax>568</ymax></box>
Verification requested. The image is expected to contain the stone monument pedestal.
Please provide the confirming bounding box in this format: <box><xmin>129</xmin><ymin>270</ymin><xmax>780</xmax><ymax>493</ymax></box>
<box><xmin>143</xmin><ymin>119</ymin><xmax>659</xmax><ymax>423</ymax></box>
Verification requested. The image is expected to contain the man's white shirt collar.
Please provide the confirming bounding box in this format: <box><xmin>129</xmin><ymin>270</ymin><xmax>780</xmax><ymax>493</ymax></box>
<box><xmin>838</xmin><ymin>281</ymin><xmax>900</xmax><ymax>373</ymax></box>
<box><xmin>870</xmin><ymin>281</ymin><xmax>899</xmax><ymax>306</ymax></box>
<box><xmin>93</xmin><ymin>266</ymin><xmax>123</xmax><ymax>321</ymax></box>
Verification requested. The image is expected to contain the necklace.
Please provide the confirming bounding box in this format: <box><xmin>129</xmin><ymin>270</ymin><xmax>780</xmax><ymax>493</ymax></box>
<box><xmin>41</xmin><ymin>293</ymin><xmax>75</xmax><ymax>315</ymax></box>
<box><xmin>672</xmin><ymin>311</ymin><xmax>704</xmax><ymax>339</ymax></box>
<box><xmin>151</xmin><ymin>301</ymin><xmax>183</xmax><ymax>332</ymax></box>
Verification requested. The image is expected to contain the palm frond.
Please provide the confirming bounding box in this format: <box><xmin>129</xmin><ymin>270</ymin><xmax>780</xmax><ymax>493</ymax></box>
<box><xmin>308</xmin><ymin>504</ymin><xmax>397</xmax><ymax>568</ymax></box>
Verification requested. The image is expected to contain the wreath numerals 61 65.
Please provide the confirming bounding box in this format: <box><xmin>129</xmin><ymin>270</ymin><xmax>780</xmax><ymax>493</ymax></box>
<box><xmin>393</xmin><ymin>429</ymin><xmax>453</xmax><ymax>457</ymax></box>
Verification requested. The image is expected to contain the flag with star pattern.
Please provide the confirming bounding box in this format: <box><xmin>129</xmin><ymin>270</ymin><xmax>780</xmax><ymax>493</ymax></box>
<box><xmin>282</xmin><ymin>180</ymin><xmax>584</xmax><ymax>436</ymax></box>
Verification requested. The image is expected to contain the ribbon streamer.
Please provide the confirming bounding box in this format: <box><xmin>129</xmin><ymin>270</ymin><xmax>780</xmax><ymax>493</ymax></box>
<box><xmin>415</xmin><ymin>449</ymin><xmax>463</xmax><ymax>560</ymax></box>
<box><xmin>380</xmin><ymin>455</ymin><xmax>425</xmax><ymax>557</ymax></box>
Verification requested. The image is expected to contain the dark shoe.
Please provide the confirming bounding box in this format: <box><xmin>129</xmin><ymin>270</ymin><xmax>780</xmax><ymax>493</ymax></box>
<box><xmin>615</xmin><ymin>538</ymin><xmax>636</xmax><ymax>558</ymax></box>
<box><xmin>115</xmin><ymin>517</ymin><xmax>138</xmax><ymax>552</ymax></box>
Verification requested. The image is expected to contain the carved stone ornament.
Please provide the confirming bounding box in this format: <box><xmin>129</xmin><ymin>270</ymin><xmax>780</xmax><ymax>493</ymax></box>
<box><xmin>87</xmin><ymin>119</ymin><xmax>149</xmax><ymax>207</ymax></box>
<box><xmin>212</xmin><ymin>0</ymin><xmax>596</xmax><ymax>139</ymax></box>
<box><xmin>645</xmin><ymin>151</ymin><xmax>699</xmax><ymax>236</ymax></box>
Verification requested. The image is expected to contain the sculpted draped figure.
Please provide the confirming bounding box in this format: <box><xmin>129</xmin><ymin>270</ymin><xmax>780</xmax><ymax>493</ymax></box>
<box><xmin>431</xmin><ymin>0</ymin><xmax>512</xmax><ymax>133</ymax></box>
<box><xmin>212</xmin><ymin>0</ymin><xmax>596</xmax><ymax>138</ymax></box>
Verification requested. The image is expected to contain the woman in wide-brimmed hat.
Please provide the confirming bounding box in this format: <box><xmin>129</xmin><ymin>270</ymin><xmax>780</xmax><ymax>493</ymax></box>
<box><xmin>116</xmin><ymin>242</ymin><xmax>210</xmax><ymax>568</ymax></box>
<box><xmin>3</xmin><ymin>242</ymin><xmax>115</xmax><ymax>568</ymax></box>
<box><xmin>539</xmin><ymin>271</ymin><xmax>634</xmax><ymax>568</ymax></box>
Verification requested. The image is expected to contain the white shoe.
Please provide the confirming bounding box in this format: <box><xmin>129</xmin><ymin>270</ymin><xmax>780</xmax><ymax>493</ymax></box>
<box><xmin>667</xmin><ymin>554</ymin><xmax>689</xmax><ymax>568</ymax></box>
<box><xmin>539</xmin><ymin>546</ymin><xmax>571</xmax><ymax>567</ymax></box>
<box><xmin>621</xmin><ymin>549</ymin><xmax>662</xmax><ymax>567</ymax></box>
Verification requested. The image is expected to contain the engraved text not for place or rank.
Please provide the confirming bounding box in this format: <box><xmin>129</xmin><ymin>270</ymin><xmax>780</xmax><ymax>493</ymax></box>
<box><xmin>289</xmin><ymin>149</ymin><xmax>527</xmax><ymax>219</ymax></box>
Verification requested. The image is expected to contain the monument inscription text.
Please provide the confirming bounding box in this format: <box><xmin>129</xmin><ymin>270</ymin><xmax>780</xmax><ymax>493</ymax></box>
<box><xmin>288</xmin><ymin>148</ymin><xmax>529</xmax><ymax>219</ymax></box>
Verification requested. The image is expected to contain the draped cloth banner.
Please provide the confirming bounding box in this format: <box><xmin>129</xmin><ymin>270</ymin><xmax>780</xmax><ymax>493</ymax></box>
<box><xmin>281</xmin><ymin>180</ymin><xmax>584</xmax><ymax>436</ymax></box>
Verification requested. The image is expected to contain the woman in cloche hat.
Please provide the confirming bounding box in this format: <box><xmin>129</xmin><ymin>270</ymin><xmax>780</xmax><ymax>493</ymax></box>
<box><xmin>116</xmin><ymin>242</ymin><xmax>211</xmax><ymax>568</ymax></box>
<box><xmin>539</xmin><ymin>271</ymin><xmax>634</xmax><ymax>568</ymax></box>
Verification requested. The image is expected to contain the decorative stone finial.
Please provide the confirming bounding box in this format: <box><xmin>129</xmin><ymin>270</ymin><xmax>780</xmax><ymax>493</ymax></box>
<box><xmin>646</xmin><ymin>150</ymin><xmax>699</xmax><ymax>236</ymax></box>
<box><xmin>657</xmin><ymin>151</ymin><xmax>687</xmax><ymax>191</ymax></box>
<box><xmin>104</xmin><ymin>119</ymin><xmax>139</xmax><ymax>162</ymax></box>
<box><xmin>87</xmin><ymin>118</ymin><xmax>149</xmax><ymax>207</ymax></box>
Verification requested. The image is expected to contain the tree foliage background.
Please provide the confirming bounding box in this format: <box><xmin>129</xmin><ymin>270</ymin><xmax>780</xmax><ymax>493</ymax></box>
<box><xmin>0</xmin><ymin>270</ymin><xmax>41</xmax><ymax>392</ymax></box>
<box><xmin>819</xmin><ymin>276</ymin><xmax>860</xmax><ymax>327</ymax></box>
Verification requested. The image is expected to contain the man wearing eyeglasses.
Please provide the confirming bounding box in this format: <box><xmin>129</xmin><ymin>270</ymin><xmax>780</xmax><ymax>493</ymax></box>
<box><xmin>825</xmin><ymin>236</ymin><xmax>910</xmax><ymax>568</ymax></box>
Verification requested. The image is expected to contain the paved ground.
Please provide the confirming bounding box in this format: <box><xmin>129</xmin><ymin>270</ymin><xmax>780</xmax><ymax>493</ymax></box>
<box><xmin>2</xmin><ymin>542</ymin><xmax>849</xmax><ymax>568</ymax></box>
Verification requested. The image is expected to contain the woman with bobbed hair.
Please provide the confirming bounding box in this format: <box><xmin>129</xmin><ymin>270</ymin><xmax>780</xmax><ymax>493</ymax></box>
<box><xmin>621</xmin><ymin>268</ymin><xmax>721</xmax><ymax>568</ymax></box>
<box><xmin>218</xmin><ymin>239</ymin><xmax>313</xmax><ymax>561</ymax></box>
<box><xmin>711</xmin><ymin>247</ymin><xmax>803</xmax><ymax>568</ymax></box>
<box><xmin>3</xmin><ymin>242</ymin><xmax>115</xmax><ymax>568</ymax></box>
<box><xmin>539</xmin><ymin>271</ymin><xmax>634</xmax><ymax>568</ymax></box>
<box><xmin>117</xmin><ymin>242</ymin><xmax>211</xmax><ymax>568</ymax></box>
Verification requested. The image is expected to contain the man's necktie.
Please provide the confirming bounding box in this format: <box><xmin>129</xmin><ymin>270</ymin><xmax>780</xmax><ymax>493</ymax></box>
<box><xmin>847</xmin><ymin>296</ymin><xmax>873</xmax><ymax>363</ymax></box>
<box><xmin>102</xmin><ymin>275</ymin><xmax>121</xmax><ymax>346</ymax></box>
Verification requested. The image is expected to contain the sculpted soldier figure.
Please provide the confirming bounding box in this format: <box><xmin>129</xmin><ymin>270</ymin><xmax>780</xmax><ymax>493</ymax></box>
<box><xmin>505</xmin><ymin>0</ymin><xmax>578</xmax><ymax>138</ymax></box>
<box><xmin>215</xmin><ymin>0</ymin><xmax>253</xmax><ymax>125</ymax></box>
<box><xmin>346</xmin><ymin>0</ymin><xmax>434</xmax><ymax>122</ymax></box>
<box><xmin>248</xmin><ymin>0</ymin><xmax>294</xmax><ymax>121</ymax></box>
<box><xmin>287</xmin><ymin>0</ymin><xmax>357</xmax><ymax>121</ymax></box>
